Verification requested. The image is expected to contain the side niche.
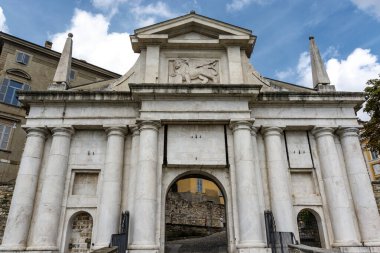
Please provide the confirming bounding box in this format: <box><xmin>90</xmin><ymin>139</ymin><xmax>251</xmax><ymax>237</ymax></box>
<box><xmin>168</xmin><ymin>58</ymin><xmax>220</xmax><ymax>84</ymax></box>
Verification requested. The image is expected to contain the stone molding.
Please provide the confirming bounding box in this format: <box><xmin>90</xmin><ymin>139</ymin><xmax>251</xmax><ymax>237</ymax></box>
<box><xmin>25</xmin><ymin>127</ymin><xmax>49</xmax><ymax>139</ymax></box>
<box><xmin>138</xmin><ymin>120</ymin><xmax>161</xmax><ymax>132</ymax></box>
<box><xmin>336</xmin><ymin>127</ymin><xmax>359</xmax><ymax>138</ymax></box>
<box><xmin>261</xmin><ymin>126</ymin><xmax>283</xmax><ymax>136</ymax></box>
<box><xmin>105</xmin><ymin>126</ymin><xmax>127</xmax><ymax>137</ymax></box>
<box><xmin>51</xmin><ymin>127</ymin><xmax>75</xmax><ymax>137</ymax></box>
<box><xmin>229</xmin><ymin>120</ymin><xmax>254</xmax><ymax>133</ymax></box>
<box><xmin>311</xmin><ymin>127</ymin><xmax>335</xmax><ymax>138</ymax></box>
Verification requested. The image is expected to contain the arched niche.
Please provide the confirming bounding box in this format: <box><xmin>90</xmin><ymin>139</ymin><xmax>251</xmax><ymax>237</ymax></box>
<box><xmin>64</xmin><ymin>211</ymin><xmax>94</xmax><ymax>253</ymax></box>
<box><xmin>297</xmin><ymin>209</ymin><xmax>323</xmax><ymax>248</ymax></box>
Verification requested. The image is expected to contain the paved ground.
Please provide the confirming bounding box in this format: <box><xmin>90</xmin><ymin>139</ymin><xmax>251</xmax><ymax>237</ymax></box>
<box><xmin>165</xmin><ymin>231</ymin><xmax>228</xmax><ymax>253</ymax></box>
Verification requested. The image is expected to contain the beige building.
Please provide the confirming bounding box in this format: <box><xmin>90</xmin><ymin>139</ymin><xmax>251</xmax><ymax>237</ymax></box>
<box><xmin>0</xmin><ymin>32</ymin><xmax>120</xmax><ymax>182</ymax></box>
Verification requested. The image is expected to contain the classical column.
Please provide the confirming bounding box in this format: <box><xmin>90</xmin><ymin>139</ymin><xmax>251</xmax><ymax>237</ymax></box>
<box><xmin>0</xmin><ymin>128</ymin><xmax>48</xmax><ymax>251</ymax></box>
<box><xmin>338</xmin><ymin>127</ymin><xmax>380</xmax><ymax>246</ymax></box>
<box><xmin>126</xmin><ymin>126</ymin><xmax>140</xmax><ymax>243</ymax></box>
<box><xmin>28</xmin><ymin>127</ymin><xmax>74</xmax><ymax>251</ymax></box>
<box><xmin>312</xmin><ymin>127</ymin><xmax>359</xmax><ymax>247</ymax></box>
<box><xmin>94</xmin><ymin>127</ymin><xmax>126</xmax><ymax>249</ymax></box>
<box><xmin>230</xmin><ymin>121</ymin><xmax>266</xmax><ymax>249</ymax></box>
<box><xmin>262</xmin><ymin>127</ymin><xmax>296</xmax><ymax>233</ymax></box>
<box><xmin>129</xmin><ymin>121</ymin><xmax>160</xmax><ymax>253</ymax></box>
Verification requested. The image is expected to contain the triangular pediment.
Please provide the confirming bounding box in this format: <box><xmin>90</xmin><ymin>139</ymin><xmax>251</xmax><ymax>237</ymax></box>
<box><xmin>170</xmin><ymin>32</ymin><xmax>215</xmax><ymax>41</ymax></box>
<box><xmin>130</xmin><ymin>12</ymin><xmax>256</xmax><ymax>57</ymax></box>
<box><xmin>134</xmin><ymin>12</ymin><xmax>252</xmax><ymax>37</ymax></box>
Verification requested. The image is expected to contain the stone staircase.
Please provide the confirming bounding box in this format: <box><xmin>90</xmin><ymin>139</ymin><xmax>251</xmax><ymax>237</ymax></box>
<box><xmin>165</xmin><ymin>231</ymin><xmax>227</xmax><ymax>253</ymax></box>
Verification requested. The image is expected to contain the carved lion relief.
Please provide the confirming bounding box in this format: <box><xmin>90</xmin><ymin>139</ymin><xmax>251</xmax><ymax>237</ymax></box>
<box><xmin>168</xmin><ymin>58</ymin><xmax>219</xmax><ymax>84</ymax></box>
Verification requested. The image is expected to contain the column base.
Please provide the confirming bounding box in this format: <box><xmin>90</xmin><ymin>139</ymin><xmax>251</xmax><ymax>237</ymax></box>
<box><xmin>237</xmin><ymin>248</ymin><xmax>271</xmax><ymax>253</ymax></box>
<box><xmin>0</xmin><ymin>244</ymin><xmax>26</xmax><ymax>251</ymax></box>
<box><xmin>26</xmin><ymin>245</ymin><xmax>59</xmax><ymax>252</ymax></box>
<box><xmin>128</xmin><ymin>244</ymin><xmax>159</xmax><ymax>253</ymax></box>
<box><xmin>339</xmin><ymin>246</ymin><xmax>378</xmax><ymax>253</ymax></box>
<box><xmin>363</xmin><ymin>240</ymin><xmax>380</xmax><ymax>247</ymax></box>
<box><xmin>332</xmin><ymin>240</ymin><xmax>362</xmax><ymax>247</ymax></box>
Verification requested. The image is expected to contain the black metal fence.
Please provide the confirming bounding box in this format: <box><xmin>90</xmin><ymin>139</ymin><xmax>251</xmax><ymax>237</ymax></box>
<box><xmin>265</xmin><ymin>210</ymin><xmax>298</xmax><ymax>253</ymax></box>
<box><xmin>111</xmin><ymin>211</ymin><xmax>130</xmax><ymax>253</ymax></box>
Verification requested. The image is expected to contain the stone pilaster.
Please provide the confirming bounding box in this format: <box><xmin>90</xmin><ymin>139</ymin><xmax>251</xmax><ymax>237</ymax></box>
<box><xmin>338</xmin><ymin>127</ymin><xmax>380</xmax><ymax>246</ymax></box>
<box><xmin>27</xmin><ymin>127</ymin><xmax>74</xmax><ymax>251</ymax></box>
<box><xmin>94</xmin><ymin>127</ymin><xmax>126</xmax><ymax>249</ymax></box>
<box><xmin>227</xmin><ymin>46</ymin><xmax>244</xmax><ymax>84</ymax></box>
<box><xmin>262</xmin><ymin>127</ymin><xmax>296</xmax><ymax>233</ymax></box>
<box><xmin>129</xmin><ymin>121</ymin><xmax>160</xmax><ymax>253</ymax></box>
<box><xmin>312</xmin><ymin>127</ymin><xmax>360</xmax><ymax>247</ymax></box>
<box><xmin>230</xmin><ymin>120</ymin><xmax>266</xmax><ymax>249</ymax></box>
<box><xmin>0</xmin><ymin>128</ymin><xmax>48</xmax><ymax>251</ymax></box>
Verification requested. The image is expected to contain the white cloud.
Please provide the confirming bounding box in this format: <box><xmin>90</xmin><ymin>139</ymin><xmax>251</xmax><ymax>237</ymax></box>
<box><xmin>131</xmin><ymin>1</ymin><xmax>178</xmax><ymax>27</ymax></box>
<box><xmin>351</xmin><ymin>0</ymin><xmax>380</xmax><ymax>20</ymax></box>
<box><xmin>226</xmin><ymin>0</ymin><xmax>271</xmax><ymax>11</ymax></box>
<box><xmin>276</xmin><ymin>48</ymin><xmax>380</xmax><ymax>120</ymax></box>
<box><xmin>0</xmin><ymin>6</ymin><xmax>9</xmax><ymax>33</ymax></box>
<box><xmin>51</xmin><ymin>9</ymin><xmax>138</xmax><ymax>75</ymax></box>
<box><xmin>91</xmin><ymin>0</ymin><xmax>128</xmax><ymax>16</ymax></box>
<box><xmin>326</xmin><ymin>48</ymin><xmax>380</xmax><ymax>91</ymax></box>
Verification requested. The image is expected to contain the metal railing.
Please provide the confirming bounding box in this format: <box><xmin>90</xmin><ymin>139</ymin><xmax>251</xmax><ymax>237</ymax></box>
<box><xmin>110</xmin><ymin>211</ymin><xmax>130</xmax><ymax>253</ymax></box>
<box><xmin>264</xmin><ymin>210</ymin><xmax>298</xmax><ymax>253</ymax></box>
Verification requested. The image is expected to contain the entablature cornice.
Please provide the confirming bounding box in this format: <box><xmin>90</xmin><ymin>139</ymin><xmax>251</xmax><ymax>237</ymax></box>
<box><xmin>17</xmin><ymin>91</ymin><xmax>135</xmax><ymax>105</ymax></box>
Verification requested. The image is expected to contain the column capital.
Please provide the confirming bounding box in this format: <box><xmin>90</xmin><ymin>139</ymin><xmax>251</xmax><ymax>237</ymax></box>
<box><xmin>229</xmin><ymin>120</ymin><xmax>254</xmax><ymax>132</ymax></box>
<box><xmin>261</xmin><ymin>126</ymin><xmax>283</xmax><ymax>137</ymax></box>
<box><xmin>250</xmin><ymin>126</ymin><xmax>260</xmax><ymax>137</ymax></box>
<box><xmin>137</xmin><ymin>120</ymin><xmax>161</xmax><ymax>132</ymax></box>
<box><xmin>105</xmin><ymin>126</ymin><xmax>127</xmax><ymax>137</ymax></box>
<box><xmin>129</xmin><ymin>125</ymin><xmax>140</xmax><ymax>136</ymax></box>
<box><xmin>51</xmin><ymin>127</ymin><xmax>74</xmax><ymax>137</ymax></box>
<box><xmin>25</xmin><ymin>127</ymin><xmax>49</xmax><ymax>139</ymax></box>
<box><xmin>311</xmin><ymin>127</ymin><xmax>335</xmax><ymax>138</ymax></box>
<box><xmin>337</xmin><ymin>127</ymin><xmax>360</xmax><ymax>138</ymax></box>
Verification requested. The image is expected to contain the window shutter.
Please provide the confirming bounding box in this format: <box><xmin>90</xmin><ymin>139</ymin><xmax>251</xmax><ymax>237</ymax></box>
<box><xmin>16</xmin><ymin>52</ymin><xmax>23</xmax><ymax>63</ymax></box>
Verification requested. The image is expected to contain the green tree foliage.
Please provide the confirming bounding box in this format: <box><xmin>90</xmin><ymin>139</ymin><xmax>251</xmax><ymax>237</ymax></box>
<box><xmin>362</xmin><ymin>76</ymin><xmax>380</xmax><ymax>153</ymax></box>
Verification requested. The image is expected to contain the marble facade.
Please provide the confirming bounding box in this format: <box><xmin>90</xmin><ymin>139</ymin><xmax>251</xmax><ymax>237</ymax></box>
<box><xmin>1</xmin><ymin>12</ymin><xmax>379</xmax><ymax>253</ymax></box>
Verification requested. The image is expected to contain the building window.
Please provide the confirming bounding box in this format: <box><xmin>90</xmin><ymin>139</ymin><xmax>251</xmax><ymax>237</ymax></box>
<box><xmin>197</xmin><ymin>178</ymin><xmax>203</xmax><ymax>193</ymax></box>
<box><xmin>16</xmin><ymin>51</ymin><xmax>30</xmax><ymax>65</ymax></box>
<box><xmin>70</xmin><ymin>69</ymin><xmax>76</xmax><ymax>81</ymax></box>
<box><xmin>371</xmin><ymin>150</ymin><xmax>379</xmax><ymax>160</ymax></box>
<box><xmin>0</xmin><ymin>79</ymin><xmax>31</xmax><ymax>106</ymax></box>
<box><xmin>0</xmin><ymin>123</ymin><xmax>12</xmax><ymax>150</ymax></box>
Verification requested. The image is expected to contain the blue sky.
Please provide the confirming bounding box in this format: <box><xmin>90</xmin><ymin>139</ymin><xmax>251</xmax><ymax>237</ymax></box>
<box><xmin>0</xmin><ymin>0</ymin><xmax>380</xmax><ymax>94</ymax></box>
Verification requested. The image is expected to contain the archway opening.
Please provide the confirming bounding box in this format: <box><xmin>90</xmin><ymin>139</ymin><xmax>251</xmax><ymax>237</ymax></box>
<box><xmin>297</xmin><ymin>209</ymin><xmax>321</xmax><ymax>248</ymax></box>
<box><xmin>165</xmin><ymin>175</ymin><xmax>227</xmax><ymax>253</ymax></box>
<box><xmin>67</xmin><ymin>212</ymin><xmax>93</xmax><ymax>253</ymax></box>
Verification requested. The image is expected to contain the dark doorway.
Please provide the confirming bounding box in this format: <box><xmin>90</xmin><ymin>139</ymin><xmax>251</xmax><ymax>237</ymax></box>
<box><xmin>165</xmin><ymin>175</ymin><xmax>227</xmax><ymax>253</ymax></box>
<box><xmin>297</xmin><ymin>209</ymin><xmax>321</xmax><ymax>248</ymax></box>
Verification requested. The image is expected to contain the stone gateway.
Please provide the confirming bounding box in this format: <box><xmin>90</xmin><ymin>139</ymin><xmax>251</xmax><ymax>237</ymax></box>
<box><xmin>1</xmin><ymin>12</ymin><xmax>380</xmax><ymax>253</ymax></box>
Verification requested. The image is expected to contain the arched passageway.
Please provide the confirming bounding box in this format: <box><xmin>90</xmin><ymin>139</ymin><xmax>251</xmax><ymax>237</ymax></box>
<box><xmin>297</xmin><ymin>209</ymin><xmax>321</xmax><ymax>247</ymax></box>
<box><xmin>165</xmin><ymin>174</ymin><xmax>227</xmax><ymax>253</ymax></box>
<box><xmin>67</xmin><ymin>212</ymin><xmax>93</xmax><ymax>253</ymax></box>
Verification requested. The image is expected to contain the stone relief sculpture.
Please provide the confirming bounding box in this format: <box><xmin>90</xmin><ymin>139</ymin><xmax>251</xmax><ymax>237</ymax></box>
<box><xmin>169</xmin><ymin>58</ymin><xmax>219</xmax><ymax>84</ymax></box>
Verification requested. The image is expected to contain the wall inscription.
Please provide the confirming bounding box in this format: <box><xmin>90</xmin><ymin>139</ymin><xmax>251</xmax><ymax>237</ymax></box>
<box><xmin>169</xmin><ymin>58</ymin><xmax>220</xmax><ymax>84</ymax></box>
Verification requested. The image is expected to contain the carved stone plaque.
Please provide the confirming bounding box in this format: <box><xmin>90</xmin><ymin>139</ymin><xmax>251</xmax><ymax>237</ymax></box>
<box><xmin>168</xmin><ymin>58</ymin><xmax>220</xmax><ymax>84</ymax></box>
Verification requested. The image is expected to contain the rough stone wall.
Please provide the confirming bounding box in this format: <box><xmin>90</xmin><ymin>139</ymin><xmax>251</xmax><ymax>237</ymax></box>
<box><xmin>69</xmin><ymin>212</ymin><xmax>93</xmax><ymax>253</ymax></box>
<box><xmin>372</xmin><ymin>181</ymin><xmax>380</xmax><ymax>213</ymax></box>
<box><xmin>166</xmin><ymin>192</ymin><xmax>226</xmax><ymax>227</ymax></box>
<box><xmin>0</xmin><ymin>182</ymin><xmax>14</xmax><ymax>244</ymax></box>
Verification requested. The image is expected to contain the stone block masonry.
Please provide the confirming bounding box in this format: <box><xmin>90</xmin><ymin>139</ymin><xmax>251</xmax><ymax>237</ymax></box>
<box><xmin>0</xmin><ymin>182</ymin><xmax>14</xmax><ymax>244</ymax></box>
